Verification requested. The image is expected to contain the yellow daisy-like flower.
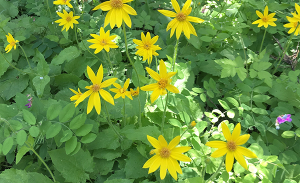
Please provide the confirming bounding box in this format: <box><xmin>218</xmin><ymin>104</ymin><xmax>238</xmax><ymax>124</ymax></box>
<box><xmin>252</xmin><ymin>6</ymin><xmax>277</xmax><ymax>28</ymax></box>
<box><xmin>143</xmin><ymin>135</ymin><xmax>191</xmax><ymax>180</ymax></box>
<box><xmin>93</xmin><ymin>0</ymin><xmax>137</xmax><ymax>28</ymax></box>
<box><xmin>130</xmin><ymin>87</ymin><xmax>139</xmax><ymax>97</ymax></box>
<box><xmin>110</xmin><ymin>78</ymin><xmax>133</xmax><ymax>100</ymax></box>
<box><xmin>53</xmin><ymin>0</ymin><xmax>73</xmax><ymax>8</ymax></box>
<box><xmin>55</xmin><ymin>10</ymin><xmax>80</xmax><ymax>32</ymax></box>
<box><xmin>205</xmin><ymin>123</ymin><xmax>257</xmax><ymax>172</ymax></box>
<box><xmin>284</xmin><ymin>16</ymin><xmax>300</xmax><ymax>35</ymax></box>
<box><xmin>70</xmin><ymin>88</ymin><xmax>82</xmax><ymax>106</ymax></box>
<box><xmin>75</xmin><ymin>65</ymin><xmax>117</xmax><ymax>114</ymax></box>
<box><xmin>190</xmin><ymin>121</ymin><xmax>196</xmax><ymax>128</ymax></box>
<box><xmin>141</xmin><ymin>60</ymin><xmax>179</xmax><ymax>103</ymax></box>
<box><xmin>158</xmin><ymin>0</ymin><xmax>204</xmax><ymax>39</ymax></box>
<box><xmin>87</xmin><ymin>27</ymin><xmax>118</xmax><ymax>54</ymax></box>
<box><xmin>133</xmin><ymin>32</ymin><xmax>161</xmax><ymax>65</ymax></box>
<box><xmin>5</xmin><ymin>33</ymin><xmax>19</xmax><ymax>53</ymax></box>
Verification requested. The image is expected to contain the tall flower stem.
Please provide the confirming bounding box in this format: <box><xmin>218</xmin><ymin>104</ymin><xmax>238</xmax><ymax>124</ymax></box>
<box><xmin>123</xmin><ymin>99</ymin><xmax>126</xmax><ymax>126</ymax></box>
<box><xmin>104</xmin><ymin>101</ymin><xmax>123</xmax><ymax>140</ymax></box>
<box><xmin>161</xmin><ymin>92</ymin><xmax>169</xmax><ymax>135</ymax></box>
<box><xmin>74</xmin><ymin>24</ymin><xmax>80</xmax><ymax>48</ymax></box>
<box><xmin>272</xmin><ymin>26</ymin><xmax>297</xmax><ymax>75</ymax></box>
<box><xmin>122</xmin><ymin>22</ymin><xmax>142</xmax><ymax>126</ymax></box>
<box><xmin>172</xmin><ymin>38</ymin><xmax>179</xmax><ymax>71</ymax></box>
<box><xmin>259</xmin><ymin>28</ymin><xmax>267</xmax><ymax>53</ymax></box>
<box><xmin>18</xmin><ymin>44</ymin><xmax>32</xmax><ymax>70</ymax></box>
<box><xmin>106</xmin><ymin>51</ymin><xmax>115</xmax><ymax>76</ymax></box>
<box><xmin>205</xmin><ymin>156</ymin><xmax>225</xmax><ymax>183</ymax></box>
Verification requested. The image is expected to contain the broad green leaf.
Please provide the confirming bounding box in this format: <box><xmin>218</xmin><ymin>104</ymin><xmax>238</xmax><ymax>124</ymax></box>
<box><xmin>169</xmin><ymin>119</ymin><xmax>182</xmax><ymax>128</ymax></box>
<box><xmin>93</xmin><ymin>148</ymin><xmax>122</xmax><ymax>161</ymax></box>
<box><xmin>236</xmin><ymin>67</ymin><xmax>247</xmax><ymax>81</ymax></box>
<box><xmin>46</xmin><ymin>123</ymin><xmax>62</xmax><ymax>139</ymax></box>
<box><xmin>22</xmin><ymin>109</ymin><xmax>36</xmax><ymax>125</ymax></box>
<box><xmin>191</xmin><ymin>138</ymin><xmax>201</xmax><ymax>151</ymax></box>
<box><xmin>182</xmin><ymin>176</ymin><xmax>205</xmax><ymax>183</ymax></box>
<box><xmin>3</xmin><ymin>137</ymin><xmax>13</xmax><ymax>155</ymax></box>
<box><xmin>45</xmin><ymin>35</ymin><xmax>59</xmax><ymax>42</ymax></box>
<box><xmin>252</xmin><ymin>108</ymin><xmax>268</xmax><ymax>115</ymax></box>
<box><xmin>124</xmin><ymin>149</ymin><xmax>148</xmax><ymax>179</ymax></box>
<box><xmin>226</xmin><ymin>97</ymin><xmax>239</xmax><ymax>108</ymax></box>
<box><xmin>253</xmin><ymin>86</ymin><xmax>270</xmax><ymax>93</ymax></box>
<box><xmin>0</xmin><ymin>75</ymin><xmax>29</xmax><ymax>100</ymax></box>
<box><xmin>200</xmin><ymin>93</ymin><xmax>206</xmax><ymax>102</ymax></box>
<box><xmin>296</xmin><ymin>128</ymin><xmax>300</xmax><ymax>137</ymax></box>
<box><xmin>121</xmin><ymin>126</ymin><xmax>160</xmax><ymax>145</ymax></box>
<box><xmin>195</xmin><ymin>121</ymin><xmax>207</xmax><ymax>134</ymax></box>
<box><xmin>9</xmin><ymin>120</ymin><xmax>22</xmax><ymax>131</ymax></box>
<box><xmin>16</xmin><ymin>145</ymin><xmax>30</xmax><ymax>164</ymax></box>
<box><xmin>47</xmin><ymin>102</ymin><xmax>62</xmax><ymax>120</ymax></box>
<box><xmin>281</xmin><ymin>131</ymin><xmax>295</xmax><ymax>138</ymax></box>
<box><xmin>34</xmin><ymin>50</ymin><xmax>50</xmax><ymax>76</ymax></box>
<box><xmin>49</xmin><ymin>148</ymin><xmax>93</xmax><ymax>183</ymax></box>
<box><xmin>81</xmin><ymin>133</ymin><xmax>97</xmax><ymax>144</ymax></box>
<box><xmin>218</xmin><ymin>99</ymin><xmax>230</xmax><ymax>110</ymax></box>
<box><xmin>179</xmin><ymin>111</ymin><xmax>190</xmax><ymax>123</ymax></box>
<box><xmin>192</xmin><ymin>88</ymin><xmax>204</xmax><ymax>93</ymax></box>
<box><xmin>266</xmin><ymin>155</ymin><xmax>278</xmax><ymax>162</ymax></box>
<box><xmin>51</xmin><ymin>46</ymin><xmax>80</xmax><ymax>65</ymax></box>
<box><xmin>200</xmin><ymin>36</ymin><xmax>212</xmax><ymax>42</ymax></box>
<box><xmin>60</xmin><ymin>130</ymin><xmax>73</xmax><ymax>142</ymax></box>
<box><xmin>69</xmin><ymin>142</ymin><xmax>81</xmax><ymax>156</ymax></box>
<box><xmin>69</xmin><ymin>114</ymin><xmax>86</xmax><ymax>130</ymax></box>
<box><xmin>16</xmin><ymin>130</ymin><xmax>27</xmax><ymax>145</ymax></box>
<box><xmin>75</xmin><ymin>124</ymin><xmax>93</xmax><ymax>136</ymax></box>
<box><xmin>0</xmin><ymin>169</ymin><xmax>53</xmax><ymax>183</ymax></box>
<box><xmin>59</xmin><ymin>103</ymin><xmax>76</xmax><ymax>123</ymax></box>
<box><xmin>207</xmin><ymin>90</ymin><xmax>214</xmax><ymax>98</ymax></box>
<box><xmin>252</xmin><ymin>95</ymin><xmax>270</xmax><ymax>103</ymax></box>
<box><xmin>253</xmin><ymin>62</ymin><xmax>272</xmax><ymax>71</ymax></box>
<box><xmin>32</xmin><ymin>75</ymin><xmax>50</xmax><ymax>97</ymax></box>
<box><xmin>65</xmin><ymin>136</ymin><xmax>77</xmax><ymax>155</ymax></box>
<box><xmin>0</xmin><ymin>52</ymin><xmax>12</xmax><ymax>78</ymax></box>
<box><xmin>237</xmin><ymin>83</ymin><xmax>252</xmax><ymax>92</ymax></box>
<box><xmin>29</xmin><ymin>126</ymin><xmax>39</xmax><ymax>137</ymax></box>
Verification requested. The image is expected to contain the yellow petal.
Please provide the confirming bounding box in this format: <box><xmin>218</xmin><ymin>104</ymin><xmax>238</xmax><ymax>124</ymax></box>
<box><xmin>75</xmin><ymin>89</ymin><xmax>93</xmax><ymax>105</ymax></box>
<box><xmin>110</xmin><ymin>88</ymin><xmax>119</xmax><ymax>93</ymax></box>
<box><xmin>172</xmin><ymin>146</ymin><xmax>191</xmax><ymax>154</ymax></box>
<box><xmin>235</xmin><ymin>134</ymin><xmax>250</xmax><ymax>145</ymax></box>
<box><xmin>182</xmin><ymin>0</ymin><xmax>192</xmax><ymax>12</ymax></box>
<box><xmin>122</xmin><ymin>9</ymin><xmax>132</xmax><ymax>28</ymax></box>
<box><xmin>256</xmin><ymin>10</ymin><xmax>263</xmax><ymax>18</ymax></box>
<box><xmin>160</xmin><ymin>158</ymin><xmax>167</xmax><ymax>180</ymax></box>
<box><xmin>231</xmin><ymin>123</ymin><xmax>241</xmax><ymax>140</ymax></box>
<box><xmin>122</xmin><ymin>4</ymin><xmax>137</xmax><ymax>15</ymax></box>
<box><xmin>211</xmin><ymin>147</ymin><xmax>228</xmax><ymax>158</ymax></box>
<box><xmin>168</xmin><ymin>136</ymin><xmax>180</xmax><ymax>149</ymax></box>
<box><xmin>95</xmin><ymin>1</ymin><xmax>111</xmax><ymax>11</ymax></box>
<box><xmin>101</xmin><ymin>78</ymin><xmax>118</xmax><ymax>88</ymax></box>
<box><xmin>159</xmin><ymin>60</ymin><xmax>167</xmax><ymax>78</ymax></box>
<box><xmin>87</xmin><ymin>66</ymin><xmax>97</xmax><ymax>84</ymax></box>
<box><xmin>96</xmin><ymin>64</ymin><xmax>104</xmax><ymax>84</ymax></box>
<box><xmin>147</xmin><ymin>135</ymin><xmax>161</xmax><ymax>149</ymax></box>
<box><xmin>149</xmin><ymin>155</ymin><xmax>162</xmax><ymax>173</ymax></box>
<box><xmin>236</xmin><ymin>146</ymin><xmax>257</xmax><ymax>158</ymax></box>
<box><xmin>141</xmin><ymin>83</ymin><xmax>159</xmax><ymax>91</ymax></box>
<box><xmin>150</xmin><ymin>88</ymin><xmax>161</xmax><ymax>103</ymax></box>
<box><xmin>143</xmin><ymin>155</ymin><xmax>157</xmax><ymax>168</ymax></box>
<box><xmin>87</xmin><ymin>92</ymin><xmax>95</xmax><ymax>114</ymax></box>
<box><xmin>116</xmin><ymin>8</ymin><xmax>123</xmax><ymax>28</ymax></box>
<box><xmin>165</xmin><ymin>84</ymin><xmax>179</xmax><ymax>93</ymax></box>
<box><xmin>94</xmin><ymin>91</ymin><xmax>101</xmax><ymax>114</ymax></box>
<box><xmin>123</xmin><ymin>78</ymin><xmax>130</xmax><ymax>90</ymax></box>
<box><xmin>158</xmin><ymin>135</ymin><xmax>168</xmax><ymax>147</ymax></box>
<box><xmin>170</xmin><ymin>153</ymin><xmax>191</xmax><ymax>162</ymax></box>
<box><xmin>171</xmin><ymin>0</ymin><xmax>180</xmax><ymax>13</ymax></box>
<box><xmin>234</xmin><ymin>151</ymin><xmax>247</xmax><ymax>170</ymax></box>
<box><xmin>110</xmin><ymin>9</ymin><xmax>116</xmax><ymax>28</ymax></box>
<box><xmin>113</xmin><ymin>83</ymin><xmax>122</xmax><ymax>89</ymax></box>
<box><xmin>99</xmin><ymin>89</ymin><xmax>114</xmax><ymax>105</ymax></box>
<box><xmin>205</xmin><ymin>141</ymin><xmax>227</xmax><ymax>148</ymax></box>
<box><xmin>167</xmin><ymin>158</ymin><xmax>178</xmax><ymax>180</ymax></box>
<box><xmin>221</xmin><ymin>122</ymin><xmax>232</xmax><ymax>141</ymax></box>
<box><xmin>225</xmin><ymin>151</ymin><xmax>234</xmax><ymax>172</ymax></box>
<box><xmin>158</xmin><ymin>10</ymin><xmax>176</xmax><ymax>18</ymax></box>
<box><xmin>146</xmin><ymin>67</ymin><xmax>161</xmax><ymax>81</ymax></box>
<box><xmin>264</xmin><ymin>6</ymin><xmax>268</xmax><ymax>16</ymax></box>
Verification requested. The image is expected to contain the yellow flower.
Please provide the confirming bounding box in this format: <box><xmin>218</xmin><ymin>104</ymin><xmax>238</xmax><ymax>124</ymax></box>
<box><xmin>284</xmin><ymin>16</ymin><xmax>300</xmax><ymax>35</ymax></box>
<box><xmin>70</xmin><ymin>88</ymin><xmax>82</xmax><ymax>106</ymax></box>
<box><xmin>75</xmin><ymin>65</ymin><xmax>117</xmax><ymax>114</ymax></box>
<box><xmin>5</xmin><ymin>33</ymin><xmax>19</xmax><ymax>53</ymax></box>
<box><xmin>87</xmin><ymin>27</ymin><xmax>118</xmax><ymax>54</ymax></box>
<box><xmin>55</xmin><ymin>10</ymin><xmax>80</xmax><ymax>32</ymax></box>
<box><xmin>252</xmin><ymin>6</ymin><xmax>277</xmax><ymax>28</ymax></box>
<box><xmin>110</xmin><ymin>78</ymin><xmax>133</xmax><ymax>100</ymax></box>
<box><xmin>205</xmin><ymin>123</ymin><xmax>257</xmax><ymax>172</ymax></box>
<box><xmin>133</xmin><ymin>32</ymin><xmax>161</xmax><ymax>65</ymax></box>
<box><xmin>143</xmin><ymin>135</ymin><xmax>191</xmax><ymax>180</ymax></box>
<box><xmin>53</xmin><ymin>0</ymin><xmax>73</xmax><ymax>8</ymax></box>
<box><xmin>93</xmin><ymin>0</ymin><xmax>137</xmax><ymax>28</ymax></box>
<box><xmin>141</xmin><ymin>60</ymin><xmax>179</xmax><ymax>103</ymax></box>
<box><xmin>158</xmin><ymin>0</ymin><xmax>204</xmax><ymax>39</ymax></box>
<box><xmin>190</xmin><ymin>121</ymin><xmax>196</xmax><ymax>128</ymax></box>
<box><xmin>130</xmin><ymin>87</ymin><xmax>139</xmax><ymax>97</ymax></box>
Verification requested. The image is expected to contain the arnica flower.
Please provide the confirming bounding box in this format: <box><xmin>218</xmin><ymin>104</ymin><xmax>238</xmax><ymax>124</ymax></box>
<box><xmin>284</xmin><ymin>16</ymin><xmax>300</xmax><ymax>36</ymax></box>
<box><xmin>130</xmin><ymin>87</ymin><xmax>139</xmax><ymax>97</ymax></box>
<box><xmin>133</xmin><ymin>32</ymin><xmax>161</xmax><ymax>65</ymax></box>
<box><xmin>252</xmin><ymin>6</ymin><xmax>277</xmax><ymax>28</ymax></box>
<box><xmin>69</xmin><ymin>88</ymin><xmax>82</xmax><ymax>106</ymax></box>
<box><xmin>158</xmin><ymin>0</ymin><xmax>204</xmax><ymax>39</ymax></box>
<box><xmin>75</xmin><ymin>65</ymin><xmax>117</xmax><ymax>114</ymax></box>
<box><xmin>87</xmin><ymin>27</ymin><xmax>118</xmax><ymax>54</ymax></box>
<box><xmin>189</xmin><ymin>121</ymin><xmax>196</xmax><ymax>128</ymax></box>
<box><xmin>55</xmin><ymin>10</ymin><xmax>80</xmax><ymax>32</ymax></box>
<box><xmin>110</xmin><ymin>78</ymin><xmax>133</xmax><ymax>100</ymax></box>
<box><xmin>53</xmin><ymin>0</ymin><xmax>73</xmax><ymax>8</ymax></box>
<box><xmin>143</xmin><ymin>135</ymin><xmax>191</xmax><ymax>180</ymax></box>
<box><xmin>141</xmin><ymin>60</ymin><xmax>179</xmax><ymax>103</ymax></box>
<box><xmin>205</xmin><ymin>122</ymin><xmax>257</xmax><ymax>172</ymax></box>
<box><xmin>5</xmin><ymin>33</ymin><xmax>19</xmax><ymax>53</ymax></box>
<box><xmin>93</xmin><ymin>0</ymin><xmax>137</xmax><ymax>28</ymax></box>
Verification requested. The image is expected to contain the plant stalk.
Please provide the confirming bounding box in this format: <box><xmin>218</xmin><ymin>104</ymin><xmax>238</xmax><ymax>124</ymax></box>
<box><xmin>259</xmin><ymin>28</ymin><xmax>267</xmax><ymax>53</ymax></box>
<box><xmin>205</xmin><ymin>156</ymin><xmax>225</xmax><ymax>183</ymax></box>
<box><xmin>104</xmin><ymin>101</ymin><xmax>123</xmax><ymax>140</ymax></box>
<box><xmin>161</xmin><ymin>92</ymin><xmax>169</xmax><ymax>135</ymax></box>
<box><xmin>172</xmin><ymin>39</ymin><xmax>179</xmax><ymax>71</ymax></box>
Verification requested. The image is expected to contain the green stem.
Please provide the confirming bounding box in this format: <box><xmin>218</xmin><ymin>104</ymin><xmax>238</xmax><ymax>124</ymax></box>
<box><xmin>272</xmin><ymin>28</ymin><xmax>297</xmax><ymax>75</ymax></box>
<box><xmin>106</xmin><ymin>51</ymin><xmax>115</xmax><ymax>76</ymax></box>
<box><xmin>74</xmin><ymin>24</ymin><xmax>80</xmax><ymax>48</ymax></box>
<box><xmin>137</xmin><ymin>96</ymin><xmax>142</xmax><ymax>127</ymax></box>
<box><xmin>0</xmin><ymin>52</ymin><xmax>31</xmax><ymax>75</ymax></box>
<box><xmin>161</xmin><ymin>92</ymin><xmax>169</xmax><ymax>135</ymax></box>
<box><xmin>259</xmin><ymin>28</ymin><xmax>267</xmax><ymax>53</ymax></box>
<box><xmin>104</xmin><ymin>102</ymin><xmax>123</xmax><ymax>140</ymax></box>
<box><xmin>205</xmin><ymin>156</ymin><xmax>225</xmax><ymax>183</ymax></box>
<box><xmin>123</xmin><ymin>99</ymin><xmax>126</xmax><ymax>126</ymax></box>
<box><xmin>172</xmin><ymin>39</ymin><xmax>179</xmax><ymax>71</ymax></box>
<box><xmin>122</xmin><ymin>22</ymin><xmax>142</xmax><ymax>126</ymax></box>
<box><xmin>18</xmin><ymin>44</ymin><xmax>32</xmax><ymax>70</ymax></box>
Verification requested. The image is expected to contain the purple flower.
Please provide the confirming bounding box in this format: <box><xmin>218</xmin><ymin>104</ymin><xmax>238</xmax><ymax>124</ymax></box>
<box><xmin>25</xmin><ymin>101</ymin><xmax>32</xmax><ymax>108</ymax></box>
<box><xmin>277</xmin><ymin>114</ymin><xmax>292</xmax><ymax>124</ymax></box>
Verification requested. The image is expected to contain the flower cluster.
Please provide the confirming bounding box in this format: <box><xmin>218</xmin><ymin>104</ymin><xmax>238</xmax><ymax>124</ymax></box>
<box><xmin>275</xmin><ymin>114</ymin><xmax>292</xmax><ymax>129</ymax></box>
<box><xmin>283</xmin><ymin>4</ymin><xmax>300</xmax><ymax>35</ymax></box>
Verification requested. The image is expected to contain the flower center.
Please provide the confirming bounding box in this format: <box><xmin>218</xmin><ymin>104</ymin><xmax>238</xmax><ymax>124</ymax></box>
<box><xmin>10</xmin><ymin>41</ymin><xmax>16</xmax><ymax>46</ymax></box>
<box><xmin>63</xmin><ymin>0</ymin><xmax>67</xmax><ymax>3</ymax></box>
<box><xmin>262</xmin><ymin>17</ymin><xmax>268</xmax><ymax>22</ymax></box>
<box><xmin>158</xmin><ymin>79</ymin><xmax>167</xmax><ymax>89</ymax></box>
<box><xmin>226</xmin><ymin>141</ymin><xmax>237</xmax><ymax>152</ymax></box>
<box><xmin>92</xmin><ymin>84</ymin><xmax>100</xmax><ymax>92</ymax></box>
<box><xmin>294</xmin><ymin>22</ymin><xmax>298</xmax><ymax>28</ymax></box>
<box><xmin>144</xmin><ymin>44</ymin><xmax>150</xmax><ymax>50</ymax></box>
<box><xmin>132</xmin><ymin>91</ymin><xmax>138</xmax><ymax>96</ymax></box>
<box><xmin>176</xmin><ymin>12</ymin><xmax>187</xmax><ymax>21</ymax></box>
<box><xmin>159</xmin><ymin>147</ymin><xmax>170</xmax><ymax>158</ymax></box>
<box><xmin>110</xmin><ymin>0</ymin><xmax>123</xmax><ymax>8</ymax></box>
<box><xmin>101</xmin><ymin>39</ymin><xmax>107</xmax><ymax>45</ymax></box>
<box><xmin>66</xmin><ymin>16</ymin><xmax>72</xmax><ymax>22</ymax></box>
<box><xmin>119</xmin><ymin>88</ymin><xmax>125</xmax><ymax>93</ymax></box>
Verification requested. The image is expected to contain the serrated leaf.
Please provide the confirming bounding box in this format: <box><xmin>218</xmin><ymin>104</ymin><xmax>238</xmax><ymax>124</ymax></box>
<box><xmin>65</xmin><ymin>136</ymin><xmax>77</xmax><ymax>155</ymax></box>
<box><xmin>46</xmin><ymin>123</ymin><xmax>62</xmax><ymax>139</ymax></box>
<box><xmin>81</xmin><ymin>133</ymin><xmax>97</xmax><ymax>144</ymax></box>
<box><xmin>0</xmin><ymin>52</ymin><xmax>12</xmax><ymax>78</ymax></box>
<box><xmin>22</xmin><ymin>109</ymin><xmax>36</xmax><ymax>125</ymax></box>
<box><xmin>0</xmin><ymin>169</ymin><xmax>53</xmax><ymax>183</ymax></box>
<box><xmin>69</xmin><ymin>114</ymin><xmax>86</xmax><ymax>130</ymax></box>
<box><xmin>3</xmin><ymin>137</ymin><xmax>13</xmax><ymax>155</ymax></box>
<box><xmin>59</xmin><ymin>103</ymin><xmax>76</xmax><ymax>123</ymax></box>
<box><xmin>218</xmin><ymin>99</ymin><xmax>230</xmax><ymax>110</ymax></box>
<box><xmin>47</xmin><ymin>102</ymin><xmax>62</xmax><ymax>120</ymax></box>
<box><xmin>0</xmin><ymin>75</ymin><xmax>29</xmax><ymax>100</ymax></box>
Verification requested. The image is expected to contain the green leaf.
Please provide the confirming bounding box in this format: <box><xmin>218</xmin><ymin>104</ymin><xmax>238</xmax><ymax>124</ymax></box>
<box><xmin>252</xmin><ymin>95</ymin><xmax>270</xmax><ymax>103</ymax></box>
<box><xmin>49</xmin><ymin>148</ymin><xmax>93</xmax><ymax>183</ymax></box>
<box><xmin>69</xmin><ymin>142</ymin><xmax>81</xmax><ymax>156</ymax></box>
<box><xmin>93</xmin><ymin>148</ymin><xmax>122</xmax><ymax>161</ymax></box>
<box><xmin>104</xmin><ymin>179</ymin><xmax>134</xmax><ymax>183</ymax></box>
<box><xmin>22</xmin><ymin>109</ymin><xmax>36</xmax><ymax>125</ymax></box>
<box><xmin>200</xmin><ymin>36</ymin><xmax>212</xmax><ymax>42</ymax></box>
<box><xmin>2</xmin><ymin>137</ymin><xmax>13</xmax><ymax>155</ymax></box>
<box><xmin>237</xmin><ymin>83</ymin><xmax>252</xmax><ymax>92</ymax></box>
<box><xmin>295</xmin><ymin>128</ymin><xmax>300</xmax><ymax>137</ymax></box>
<box><xmin>0</xmin><ymin>75</ymin><xmax>29</xmax><ymax>100</ymax></box>
<box><xmin>0</xmin><ymin>52</ymin><xmax>12</xmax><ymax>78</ymax></box>
<box><xmin>121</xmin><ymin>126</ymin><xmax>160</xmax><ymax>145</ymax></box>
<box><xmin>169</xmin><ymin>119</ymin><xmax>182</xmax><ymax>128</ymax></box>
<box><xmin>281</xmin><ymin>131</ymin><xmax>295</xmax><ymax>138</ymax></box>
<box><xmin>47</xmin><ymin>102</ymin><xmax>62</xmax><ymax>120</ymax></box>
<box><xmin>75</xmin><ymin>124</ymin><xmax>93</xmax><ymax>136</ymax></box>
<box><xmin>29</xmin><ymin>126</ymin><xmax>39</xmax><ymax>137</ymax></box>
<box><xmin>195</xmin><ymin>121</ymin><xmax>207</xmax><ymax>134</ymax></box>
<box><xmin>179</xmin><ymin>111</ymin><xmax>190</xmax><ymax>123</ymax></box>
<box><xmin>34</xmin><ymin>50</ymin><xmax>50</xmax><ymax>76</ymax></box>
<box><xmin>59</xmin><ymin>103</ymin><xmax>76</xmax><ymax>123</ymax></box>
<box><xmin>236</xmin><ymin>67</ymin><xmax>247</xmax><ymax>81</ymax></box>
<box><xmin>81</xmin><ymin>133</ymin><xmax>97</xmax><ymax>144</ymax></box>
<box><xmin>124</xmin><ymin>149</ymin><xmax>148</xmax><ymax>179</ymax></box>
<box><xmin>0</xmin><ymin>169</ymin><xmax>53</xmax><ymax>183</ymax></box>
<box><xmin>266</xmin><ymin>155</ymin><xmax>278</xmax><ymax>162</ymax></box>
<box><xmin>46</xmin><ymin>123</ymin><xmax>62</xmax><ymax>139</ymax></box>
<box><xmin>17</xmin><ymin>130</ymin><xmax>27</xmax><ymax>145</ymax></box>
<box><xmin>226</xmin><ymin>97</ymin><xmax>239</xmax><ymax>108</ymax></box>
<box><xmin>45</xmin><ymin>35</ymin><xmax>59</xmax><ymax>42</ymax></box>
<box><xmin>192</xmin><ymin>88</ymin><xmax>204</xmax><ymax>93</ymax></box>
<box><xmin>9</xmin><ymin>120</ymin><xmax>22</xmax><ymax>131</ymax></box>
<box><xmin>200</xmin><ymin>93</ymin><xmax>206</xmax><ymax>102</ymax></box>
<box><xmin>32</xmin><ymin>75</ymin><xmax>50</xmax><ymax>97</ymax></box>
<box><xmin>187</xmin><ymin>36</ymin><xmax>201</xmax><ymax>49</ymax></box>
<box><xmin>218</xmin><ymin>99</ymin><xmax>230</xmax><ymax>110</ymax></box>
<box><xmin>69</xmin><ymin>114</ymin><xmax>86</xmax><ymax>130</ymax></box>
<box><xmin>227</xmin><ymin>110</ymin><xmax>235</xmax><ymax>118</ymax></box>
<box><xmin>60</xmin><ymin>130</ymin><xmax>73</xmax><ymax>142</ymax></box>
<box><xmin>252</xmin><ymin>108</ymin><xmax>268</xmax><ymax>115</ymax></box>
<box><xmin>65</xmin><ymin>136</ymin><xmax>77</xmax><ymax>155</ymax></box>
<box><xmin>52</xmin><ymin>46</ymin><xmax>81</xmax><ymax>65</ymax></box>
<box><xmin>16</xmin><ymin>145</ymin><xmax>30</xmax><ymax>164</ymax></box>
<box><xmin>253</xmin><ymin>62</ymin><xmax>272</xmax><ymax>71</ymax></box>
<box><xmin>131</xmin><ymin>59</ymin><xmax>146</xmax><ymax>87</ymax></box>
